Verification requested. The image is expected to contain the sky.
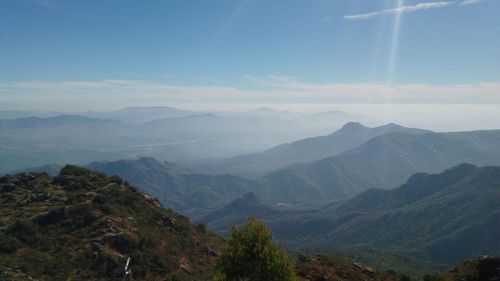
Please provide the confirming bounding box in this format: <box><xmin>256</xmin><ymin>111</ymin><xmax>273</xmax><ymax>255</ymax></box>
<box><xmin>1</xmin><ymin>0</ymin><xmax>500</xmax><ymax>114</ymax></box>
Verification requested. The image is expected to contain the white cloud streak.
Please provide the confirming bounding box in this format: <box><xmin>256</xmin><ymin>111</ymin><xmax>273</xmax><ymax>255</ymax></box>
<box><xmin>460</xmin><ymin>0</ymin><xmax>483</xmax><ymax>5</ymax></box>
<box><xmin>1</xmin><ymin>78</ymin><xmax>500</xmax><ymax>112</ymax></box>
<box><xmin>345</xmin><ymin>1</ymin><xmax>454</xmax><ymax>20</ymax></box>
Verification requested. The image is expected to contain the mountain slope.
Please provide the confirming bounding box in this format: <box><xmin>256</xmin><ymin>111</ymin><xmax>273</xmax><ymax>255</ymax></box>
<box><xmin>87</xmin><ymin>157</ymin><xmax>266</xmax><ymax>218</ymax></box>
<box><xmin>265</xmin><ymin>164</ymin><xmax>500</xmax><ymax>265</ymax></box>
<box><xmin>197</xmin><ymin>122</ymin><xmax>431</xmax><ymax>176</ymax></box>
<box><xmin>0</xmin><ymin>166</ymin><xmax>223</xmax><ymax>281</ymax></box>
<box><xmin>261</xmin><ymin>130</ymin><xmax>500</xmax><ymax>203</ymax></box>
<box><xmin>198</xmin><ymin>192</ymin><xmax>279</xmax><ymax>235</ymax></box>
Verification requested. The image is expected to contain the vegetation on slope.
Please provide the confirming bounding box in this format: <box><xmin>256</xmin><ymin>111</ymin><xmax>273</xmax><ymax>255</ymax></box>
<box><xmin>213</xmin><ymin>217</ymin><xmax>296</xmax><ymax>281</ymax></box>
<box><xmin>202</xmin><ymin>163</ymin><xmax>500</xmax><ymax>269</ymax></box>
<box><xmin>88</xmin><ymin>157</ymin><xmax>265</xmax><ymax>218</ymax></box>
<box><xmin>0</xmin><ymin>166</ymin><xmax>222</xmax><ymax>281</ymax></box>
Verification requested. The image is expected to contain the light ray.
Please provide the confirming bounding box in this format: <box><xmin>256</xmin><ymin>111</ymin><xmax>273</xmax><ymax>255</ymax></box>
<box><xmin>388</xmin><ymin>0</ymin><xmax>405</xmax><ymax>84</ymax></box>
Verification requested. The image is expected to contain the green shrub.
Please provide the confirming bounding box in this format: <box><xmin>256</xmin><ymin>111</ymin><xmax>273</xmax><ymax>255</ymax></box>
<box><xmin>59</xmin><ymin>165</ymin><xmax>94</xmax><ymax>177</ymax></box>
<box><xmin>109</xmin><ymin>175</ymin><xmax>123</xmax><ymax>185</ymax></box>
<box><xmin>6</xmin><ymin>220</ymin><xmax>36</xmax><ymax>243</ymax></box>
<box><xmin>108</xmin><ymin>233</ymin><xmax>139</xmax><ymax>253</ymax></box>
<box><xmin>92</xmin><ymin>193</ymin><xmax>107</xmax><ymax>205</ymax></box>
<box><xmin>0</xmin><ymin>236</ymin><xmax>21</xmax><ymax>253</ymax></box>
<box><xmin>195</xmin><ymin>223</ymin><xmax>207</xmax><ymax>233</ymax></box>
<box><xmin>214</xmin><ymin>217</ymin><xmax>296</xmax><ymax>281</ymax></box>
<box><xmin>99</xmin><ymin>203</ymin><xmax>115</xmax><ymax>214</ymax></box>
<box><xmin>35</xmin><ymin>207</ymin><xmax>66</xmax><ymax>226</ymax></box>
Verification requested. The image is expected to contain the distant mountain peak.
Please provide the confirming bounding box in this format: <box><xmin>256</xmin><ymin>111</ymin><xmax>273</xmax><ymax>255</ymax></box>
<box><xmin>445</xmin><ymin>162</ymin><xmax>477</xmax><ymax>173</ymax></box>
<box><xmin>252</xmin><ymin>106</ymin><xmax>275</xmax><ymax>112</ymax></box>
<box><xmin>339</xmin><ymin>122</ymin><xmax>369</xmax><ymax>132</ymax></box>
<box><xmin>377</xmin><ymin>122</ymin><xmax>408</xmax><ymax>130</ymax></box>
<box><xmin>136</xmin><ymin>156</ymin><xmax>164</xmax><ymax>166</ymax></box>
<box><xmin>382</xmin><ymin>122</ymin><xmax>402</xmax><ymax>128</ymax></box>
<box><xmin>249</xmin><ymin>107</ymin><xmax>290</xmax><ymax>114</ymax></box>
<box><xmin>121</xmin><ymin>105</ymin><xmax>179</xmax><ymax>110</ymax></box>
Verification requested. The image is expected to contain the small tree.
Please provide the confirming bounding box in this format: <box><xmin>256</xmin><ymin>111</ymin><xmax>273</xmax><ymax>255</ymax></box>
<box><xmin>213</xmin><ymin>217</ymin><xmax>296</xmax><ymax>281</ymax></box>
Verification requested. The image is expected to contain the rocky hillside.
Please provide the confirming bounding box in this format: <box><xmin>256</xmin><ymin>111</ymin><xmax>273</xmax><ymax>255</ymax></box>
<box><xmin>295</xmin><ymin>254</ymin><xmax>500</xmax><ymax>281</ymax></box>
<box><xmin>0</xmin><ymin>166</ymin><xmax>222</xmax><ymax>281</ymax></box>
<box><xmin>440</xmin><ymin>256</ymin><xmax>500</xmax><ymax>281</ymax></box>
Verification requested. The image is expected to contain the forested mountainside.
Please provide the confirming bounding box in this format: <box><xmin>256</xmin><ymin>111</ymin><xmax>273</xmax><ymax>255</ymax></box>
<box><xmin>203</xmin><ymin>164</ymin><xmax>500</xmax><ymax>266</ymax></box>
<box><xmin>0</xmin><ymin>166</ymin><xmax>498</xmax><ymax>280</ymax></box>
<box><xmin>87</xmin><ymin>157</ymin><xmax>267</xmax><ymax>218</ymax></box>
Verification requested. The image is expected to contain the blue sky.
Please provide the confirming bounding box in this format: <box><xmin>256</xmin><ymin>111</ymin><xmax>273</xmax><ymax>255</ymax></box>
<box><xmin>1</xmin><ymin>0</ymin><xmax>499</xmax><ymax>111</ymax></box>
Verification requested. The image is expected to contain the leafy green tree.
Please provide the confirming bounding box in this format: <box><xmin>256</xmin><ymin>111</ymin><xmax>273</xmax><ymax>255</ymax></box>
<box><xmin>213</xmin><ymin>218</ymin><xmax>296</xmax><ymax>281</ymax></box>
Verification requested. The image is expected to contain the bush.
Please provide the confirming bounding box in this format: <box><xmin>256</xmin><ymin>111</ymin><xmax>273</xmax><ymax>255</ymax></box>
<box><xmin>108</xmin><ymin>233</ymin><xmax>139</xmax><ymax>253</ymax></box>
<box><xmin>35</xmin><ymin>207</ymin><xmax>66</xmax><ymax>226</ymax></box>
<box><xmin>92</xmin><ymin>194</ymin><xmax>107</xmax><ymax>205</ymax></box>
<box><xmin>99</xmin><ymin>203</ymin><xmax>115</xmax><ymax>214</ymax></box>
<box><xmin>6</xmin><ymin>220</ymin><xmax>36</xmax><ymax>243</ymax></box>
<box><xmin>109</xmin><ymin>175</ymin><xmax>123</xmax><ymax>185</ymax></box>
<box><xmin>213</xmin><ymin>217</ymin><xmax>296</xmax><ymax>281</ymax></box>
<box><xmin>0</xmin><ymin>236</ymin><xmax>21</xmax><ymax>253</ymax></box>
<box><xmin>0</xmin><ymin>183</ymin><xmax>16</xmax><ymax>193</ymax></box>
<box><xmin>195</xmin><ymin>223</ymin><xmax>207</xmax><ymax>233</ymax></box>
<box><xmin>59</xmin><ymin>165</ymin><xmax>94</xmax><ymax>177</ymax></box>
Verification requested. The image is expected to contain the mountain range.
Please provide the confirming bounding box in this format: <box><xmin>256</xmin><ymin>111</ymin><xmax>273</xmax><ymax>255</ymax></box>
<box><xmin>0</xmin><ymin>107</ymin><xmax>363</xmax><ymax>174</ymax></box>
<box><xmin>201</xmin><ymin>164</ymin><xmax>500</xmax><ymax>266</ymax></box>
<box><xmin>20</xmin><ymin>122</ymin><xmax>500</xmax><ymax>216</ymax></box>
<box><xmin>87</xmin><ymin>157</ymin><xmax>265</xmax><ymax>218</ymax></box>
<box><xmin>196</xmin><ymin>122</ymin><xmax>431</xmax><ymax>176</ymax></box>
<box><xmin>259</xmin><ymin>127</ymin><xmax>500</xmax><ymax>203</ymax></box>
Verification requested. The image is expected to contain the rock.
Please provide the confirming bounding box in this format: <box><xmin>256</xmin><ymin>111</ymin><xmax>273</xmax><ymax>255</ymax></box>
<box><xmin>0</xmin><ymin>183</ymin><xmax>16</xmax><ymax>193</ymax></box>
<box><xmin>27</xmin><ymin>192</ymin><xmax>54</xmax><ymax>203</ymax></box>
<box><xmin>353</xmin><ymin>263</ymin><xmax>375</xmax><ymax>274</ymax></box>
<box><xmin>207</xmin><ymin>246</ymin><xmax>219</xmax><ymax>256</ymax></box>
<box><xmin>143</xmin><ymin>194</ymin><xmax>162</xmax><ymax>208</ymax></box>
<box><xmin>478</xmin><ymin>256</ymin><xmax>500</xmax><ymax>280</ymax></box>
<box><xmin>155</xmin><ymin>214</ymin><xmax>176</xmax><ymax>228</ymax></box>
<box><xmin>179</xmin><ymin>257</ymin><xmax>193</xmax><ymax>274</ymax></box>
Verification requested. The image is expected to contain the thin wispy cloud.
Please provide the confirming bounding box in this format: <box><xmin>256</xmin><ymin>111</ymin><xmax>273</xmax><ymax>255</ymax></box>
<box><xmin>2</xmin><ymin>78</ymin><xmax>500</xmax><ymax>112</ymax></box>
<box><xmin>345</xmin><ymin>1</ymin><xmax>454</xmax><ymax>21</ymax></box>
<box><xmin>460</xmin><ymin>0</ymin><xmax>484</xmax><ymax>5</ymax></box>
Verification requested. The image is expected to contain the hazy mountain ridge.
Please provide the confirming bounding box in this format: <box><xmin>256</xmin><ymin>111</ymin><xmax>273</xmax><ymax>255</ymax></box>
<box><xmin>260</xmin><ymin>128</ymin><xmax>500</xmax><ymax>204</ymax></box>
<box><xmin>0</xmin><ymin>115</ymin><xmax>122</xmax><ymax>129</ymax></box>
<box><xmin>11</xmin><ymin>122</ymin><xmax>500</xmax><ymax>219</ymax></box>
<box><xmin>0</xmin><ymin>107</ymin><xmax>363</xmax><ymax>174</ymax></box>
<box><xmin>196</xmin><ymin>122</ymin><xmax>431</xmax><ymax>176</ymax></box>
<box><xmin>84</xmin><ymin>106</ymin><xmax>196</xmax><ymax>124</ymax></box>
